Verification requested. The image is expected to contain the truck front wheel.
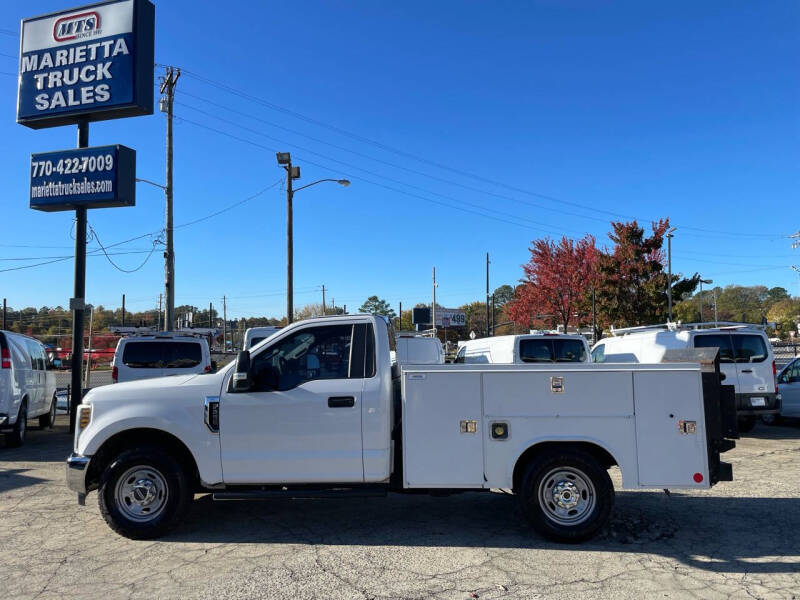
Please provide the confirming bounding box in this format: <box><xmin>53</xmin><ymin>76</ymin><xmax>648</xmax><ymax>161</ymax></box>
<box><xmin>98</xmin><ymin>447</ymin><xmax>192</xmax><ymax>539</ymax></box>
<box><xmin>516</xmin><ymin>449</ymin><xmax>613</xmax><ymax>543</ymax></box>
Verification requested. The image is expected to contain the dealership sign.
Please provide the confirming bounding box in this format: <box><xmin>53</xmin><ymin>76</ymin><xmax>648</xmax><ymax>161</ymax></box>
<box><xmin>436</xmin><ymin>309</ymin><xmax>466</xmax><ymax>327</ymax></box>
<box><xmin>30</xmin><ymin>145</ymin><xmax>136</xmax><ymax>211</ymax></box>
<box><xmin>17</xmin><ymin>0</ymin><xmax>154</xmax><ymax>129</ymax></box>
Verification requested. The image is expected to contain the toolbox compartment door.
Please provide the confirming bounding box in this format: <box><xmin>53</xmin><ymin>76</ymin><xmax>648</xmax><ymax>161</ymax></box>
<box><xmin>402</xmin><ymin>371</ymin><xmax>484</xmax><ymax>488</ymax></box>
<box><xmin>634</xmin><ymin>370</ymin><xmax>709</xmax><ymax>487</ymax></box>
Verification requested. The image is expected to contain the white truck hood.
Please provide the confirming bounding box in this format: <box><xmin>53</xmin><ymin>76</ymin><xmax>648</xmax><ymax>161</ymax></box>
<box><xmin>83</xmin><ymin>372</ymin><xmax>225</xmax><ymax>405</ymax></box>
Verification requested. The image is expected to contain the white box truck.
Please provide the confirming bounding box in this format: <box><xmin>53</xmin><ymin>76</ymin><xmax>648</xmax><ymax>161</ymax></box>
<box><xmin>67</xmin><ymin>315</ymin><xmax>736</xmax><ymax>543</ymax></box>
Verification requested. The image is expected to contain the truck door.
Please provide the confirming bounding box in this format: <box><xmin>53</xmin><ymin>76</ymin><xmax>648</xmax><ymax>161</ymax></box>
<box><xmin>219</xmin><ymin>323</ymin><xmax>366</xmax><ymax>484</ymax></box>
<box><xmin>778</xmin><ymin>359</ymin><xmax>800</xmax><ymax>418</ymax></box>
<box><xmin>730</xmin><ymin>333</ymin><xmax>772</xmax><ymax>401</ymax></box>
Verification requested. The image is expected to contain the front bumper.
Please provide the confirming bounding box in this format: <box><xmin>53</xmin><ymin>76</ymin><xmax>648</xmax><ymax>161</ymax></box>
<box><xmin>736</xmin><ymin>392</ymin><xmax>780</xmax><ymax>416</ymax></box>
<box><xmin>66</xmin><ymin>453</ymin><xmax>90</xmax><ymax>503</ymax></box>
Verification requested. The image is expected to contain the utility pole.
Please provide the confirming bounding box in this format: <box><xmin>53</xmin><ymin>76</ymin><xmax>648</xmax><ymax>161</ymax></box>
<box><xmin>486</xmin><ymin>253</ymin><xmax>490</xmax><ymax>337</ymax></box>
<box><xmin>121</xmin><ymin>294</ymin><xmax>126</xmax><ymax>327</ymax></box>
<box><xmin>222</xmin><ymin>295</ymin><xmax>227</xmax><ymax>352</ymax></box>
<box><xmin>432</xmin><ymin>266</ymin><xmax>437</xmax><ymax>336</ymax></box>
<box><xmin>592</xmin><ymin>288</ymin><xmax>597</xmax><ymax>344</ymax></box>
<box><xmin>160</xmin><ymin>66</ymin><xmax>180</xmax><ymax>333</ymax></box>
<box><xmin>491</xmin><ymin>294</ymin><xmax>495</xmax><ymax>336</ymax></box>
<box><xmin>157</xmin><ymin>294</ymin><xmax>162</xmax><ymax>331</ymax></box>
<box><xmin>69</xmin><ymin>118</ymin><xmax>89</xmax><ymax>433</ymax></box>
<box><xmin>278</xmin><ymin>155</ymin><xmax>299</xmax><ymax>324</ymax></box>
<box><xmin>666</xmin><ymin>227</ymin><xmax>676</xmax><ymax>321</ymax></box>
<box><xmin>2</xmin><ymin>298</ymin><xmax>6</xmax><ymax>330</ymax></box>
<box><xmin>399</xmin><ymin>301</ymin><xmax>402</xmax><ymax>330</ymax></box>
<box><xmin>209</xmin><ymin>302</ymin><xmax>213</xmax><ymax>328</ymax></box>
<box><xmin>321</xmin><ymin>285</ymin><xmax>326</xmax><ymax>316</ymax></box>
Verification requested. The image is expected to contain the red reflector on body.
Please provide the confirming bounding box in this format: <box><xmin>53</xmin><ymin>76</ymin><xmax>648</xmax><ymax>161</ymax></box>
<box><xmin>111</xmin><ymin>366</ymin><xmax>118</xmax><ymax>382</ymax></box>
<box><xmin>693</xmin><ymin>473</ymin><xmax>703</xmax><ymax>483</ymax></box>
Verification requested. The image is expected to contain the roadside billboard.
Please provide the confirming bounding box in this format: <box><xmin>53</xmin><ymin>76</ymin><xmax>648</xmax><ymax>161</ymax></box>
<box><xmin>17</xmin><ymin>0</ymin><xmax>154</xmax><ymax>129</ymax></box>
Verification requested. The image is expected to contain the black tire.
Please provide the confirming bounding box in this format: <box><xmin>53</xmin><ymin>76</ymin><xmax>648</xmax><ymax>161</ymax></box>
<box><xmin>39</xmin><ymin>394</ymin><xmax>56</xmax><ymax>429</ymax></box>
<box><xmin>516</xmin><ymin>448</ymin><xmax>614</xmax><ymax>543</ymax></box>
<box><xmin>6</xmin><ymin>401</ymin><xmax>27</xmax><ymax>448</ymax></box>
<box><xmin>738</xmin><ymin>416</ymin><xmax>757</xmax><ymax>434</ymax></box>
<box><xmin>98</xmin><ymin>446</ymin><xmax>192</xmax><ymax>539</ymax></box>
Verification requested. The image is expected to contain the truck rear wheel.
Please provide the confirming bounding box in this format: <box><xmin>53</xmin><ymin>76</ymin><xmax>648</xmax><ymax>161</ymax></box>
<box><xmin>516</xmin><ymin>448</ymin><xmax>613</xmax><ymax>543</ymax></box>
<box><xmin>98</xmin><ymin>446</ymin><xmax>192</xmax><ymax>539</ymax></box>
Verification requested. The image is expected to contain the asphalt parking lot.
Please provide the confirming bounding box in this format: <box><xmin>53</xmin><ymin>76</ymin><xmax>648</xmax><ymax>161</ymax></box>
<box><xmin>1</xmin><ymin>417</ymin><xmax>798</xmax><ymax>600</ymax></box>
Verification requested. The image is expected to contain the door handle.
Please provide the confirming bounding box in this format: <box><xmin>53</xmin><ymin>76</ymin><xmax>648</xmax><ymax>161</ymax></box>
<box><xmin>741</xmin><ymin>369</ymin><xmax>753</xmax><ymax>373</ymax></box>
<box><xmin>328</xmin><ymin>396</ymin><xmax>355</xmax><ymax>408</ymax></box>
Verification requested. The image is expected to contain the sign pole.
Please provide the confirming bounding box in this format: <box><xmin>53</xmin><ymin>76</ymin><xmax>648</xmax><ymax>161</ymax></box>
<box><xmin>69</xmin><ymin>120</ymin><xmax>89</xmax><ymax>432</ymax></box>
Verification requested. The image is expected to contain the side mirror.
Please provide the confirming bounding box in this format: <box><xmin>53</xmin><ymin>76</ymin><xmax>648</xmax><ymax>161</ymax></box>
<box><xmin>231</xmin><ymin>350</ymin><xmax>252</xmax><ymax>392</ymax></box>
<box><xmin>719</xmin><ymin>372</ymin><xmax>726</xmax><ymax>382</ymax></box>
<box><xmin>210</xmin><ymin>360</ymin><xmax>218</xmax><ymax>372</ymax></box>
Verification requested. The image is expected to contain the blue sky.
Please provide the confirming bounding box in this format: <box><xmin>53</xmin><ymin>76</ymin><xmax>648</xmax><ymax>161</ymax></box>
<box><xmin>1</xmin><ymin>0</ymin><xmax>799</xmax><ymax>320</ymax></box>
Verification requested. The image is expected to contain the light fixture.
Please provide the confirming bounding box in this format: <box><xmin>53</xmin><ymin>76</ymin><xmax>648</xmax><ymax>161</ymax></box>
<box><xmin>337</xmin><ymin>179</ymin><xmax>351</xmax><ymax>187</ymax></box>
<box><xmin>276</xmin><ymin>152</ymin><xmax>291</xmax><ymax>165</ymax></box>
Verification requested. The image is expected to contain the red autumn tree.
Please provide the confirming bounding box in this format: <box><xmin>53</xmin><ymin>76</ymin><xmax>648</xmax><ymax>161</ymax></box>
<box><xmin>507</xmin><ymin>235</ymin><xmax>599</xmax><ymax>331</ymax></box>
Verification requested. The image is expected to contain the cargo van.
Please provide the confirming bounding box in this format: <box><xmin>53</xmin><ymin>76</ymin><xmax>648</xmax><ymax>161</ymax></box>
<box><xmin>244</xmin><ymin>326</ymin><xmax>282</xmax><ymax>349</ymax></box>
<box><xmin>393</xmin><ymin>335</ymin><xmax>445</xmax><ymax>365</ymax></box>
<box><xmin>454</xmin><ymin>333</ymin><xmax>590</xmax><ymax>364</ymax></box>
<box><xmin>111</xmin><ymin>334</ymin><xmax>212</xmax><ymax>384</ymax></box>
<box><xmin>591</xmin><ymin>322</ymin><xmax>777</xmax><ymax>432</ymax></box>
<box><xmin>0</xmin><ymin>331</ymin><xmax>58</xmax><ymax>447</ymax></box>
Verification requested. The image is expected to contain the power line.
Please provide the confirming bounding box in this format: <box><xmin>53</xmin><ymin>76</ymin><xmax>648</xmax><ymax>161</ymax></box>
<box><xmin>174</xmin><ymin>114</ymin><xmax>579</xmax><ymax>236</ymax></box>
<box><xmin>174</xmin><ymin>65</ymin><xmax>784</xmax><ymax>239</ymax></box>
<box><xmin>173</xmin><ymin>178</ymin><xmax>283</xmax><ymax>229</ymax></box>
<box><xmin>88</xmin><ymin>224</ymin><xmax>161</xmax><ymax>273</ymax></box>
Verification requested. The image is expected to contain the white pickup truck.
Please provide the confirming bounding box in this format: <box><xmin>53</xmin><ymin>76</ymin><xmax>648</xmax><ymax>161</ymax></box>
<box><xmin>67</xmin><ymin>314</ymin><xmax>736</xmax><ymax>542</ymax></box>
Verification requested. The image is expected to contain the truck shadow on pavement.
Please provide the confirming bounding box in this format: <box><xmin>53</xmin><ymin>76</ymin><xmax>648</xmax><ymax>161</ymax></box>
<box><xmin>170</xmin><ymin>490</ymin><xmax>799</xmax><ymax>575</ymax></box>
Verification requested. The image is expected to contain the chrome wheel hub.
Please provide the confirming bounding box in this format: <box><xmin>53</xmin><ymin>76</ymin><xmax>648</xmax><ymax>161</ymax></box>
<box><xmin>115</xmin><ymin>466</ymin><xmax>169</xmax><ymax>522</ymax></box>
<box><xmin>538</xmin><ymin>467</ymin><xmax>596</xmax><ymax>526</ymax></box>
<box><xmin>552</xmin><ymin>480</ymin><xmax>580</xmax><ymax>510</ymax></box>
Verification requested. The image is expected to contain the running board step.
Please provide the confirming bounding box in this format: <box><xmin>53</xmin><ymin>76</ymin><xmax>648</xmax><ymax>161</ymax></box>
<box><xmin>212</xmin><ymin>487</ymin><xmax>387</xmax><ymax>501</ymax></box>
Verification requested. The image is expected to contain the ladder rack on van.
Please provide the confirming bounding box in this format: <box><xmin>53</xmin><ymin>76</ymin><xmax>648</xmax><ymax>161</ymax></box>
<box><xmin>609</xmin><ymin>321</ymin><xmax>770</xmax><ymax>336</ymax></box>
<box><xmin>109</xmin><ymin>326</ymin><xmax>218</xmax><ymax>338</ymax></box>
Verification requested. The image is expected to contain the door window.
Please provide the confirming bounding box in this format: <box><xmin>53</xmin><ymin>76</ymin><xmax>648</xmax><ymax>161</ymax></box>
<box><xmin>591</xmin><ymin>344</ymin><xmax>605</xmax><ymax>363</ymax></box>
<box><xmin>251</xmin><ymin>325</ymin><xmax>353</xmax><ymax>391</ymax></box>
<box><xmin>693</xmin><ymin>334</ymin><xmax>734</xmax><ymax>363</ymax></box>
<box><xmin>731</xmin><ymin>335</ymin><xmax>768</xmax><ymax>363</ymax></box>
<box><xmin>454</xmin><ymin>346</ymin><xmax>466</xmax><ymax>364</ymax></box>
<box><xmin>780</xmin><ymin>359</ymin><xmax>800</xmax><ymax>384</ymax></box>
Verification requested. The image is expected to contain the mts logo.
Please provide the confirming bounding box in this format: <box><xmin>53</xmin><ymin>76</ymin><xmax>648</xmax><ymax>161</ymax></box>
<box><xmin>53</xmin><ymin>11</ymin><xmax>100</xmax><ymax>42</ymax></box>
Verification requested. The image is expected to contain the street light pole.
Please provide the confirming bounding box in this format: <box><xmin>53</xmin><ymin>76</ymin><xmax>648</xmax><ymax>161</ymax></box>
<box><xmin>698</xmin><ymin>278</ymin><xmax>712</xmax><ymax>323</ymax></box>
<box><xmin>276</xmin><ymin>152</ymin><xmax>349</xmax><ymax>324</ymax></box>
<box><xmin>666</xmin><ymin>227</ymin><xmax>676</xmax><ymax>321</ymax></box>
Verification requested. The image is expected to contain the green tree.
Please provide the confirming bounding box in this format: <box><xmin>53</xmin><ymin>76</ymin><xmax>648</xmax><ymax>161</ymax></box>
<box><xmin>358</xmin><ymin>296</ymin><xmax>396</xmax><ymax>319</ymax></box>
<box><xmin>595</xmin><ymin>219</ymin><xmax>696</xmax><ymax>328</ymax></box>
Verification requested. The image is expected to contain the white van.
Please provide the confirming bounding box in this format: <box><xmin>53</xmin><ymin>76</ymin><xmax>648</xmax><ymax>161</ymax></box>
<box><xmin>454</xmin><ymin>333</ymin><xmax>590</xmax><ymax>364</ymax></box>
<box><xmin>244</xmin><ymin>326</ymin><xmax>282</xmax><ymax>349</ymax></box>
<box><xmin>591</xmin><ymin>322</ymin><xmax>778</xmax><ymax>432</ymax></box>
<box><xmin>0</xmin><ymin>331</ymin><xmax>57</xmax><ymax>447</ymax></box>
<box><xmin>394</xmin><ymin>335</ymin><xmax>445</xmax><ymax>365</ymax></box>
<box><xmin>111</xmin><ymin>335</ymin><xmax>212</xmax><ymax>384</ymax></box>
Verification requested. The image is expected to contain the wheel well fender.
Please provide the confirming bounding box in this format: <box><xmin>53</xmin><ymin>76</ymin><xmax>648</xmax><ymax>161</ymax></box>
<box><xmin>512</xmin><ymin>441</ymin><xmax>619</xmax><ymax>492</ymax></box>
<box><xmin>86</xmin><ymin>428</ymin><xmax>200</xmax><ymax>492</ymax></box>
